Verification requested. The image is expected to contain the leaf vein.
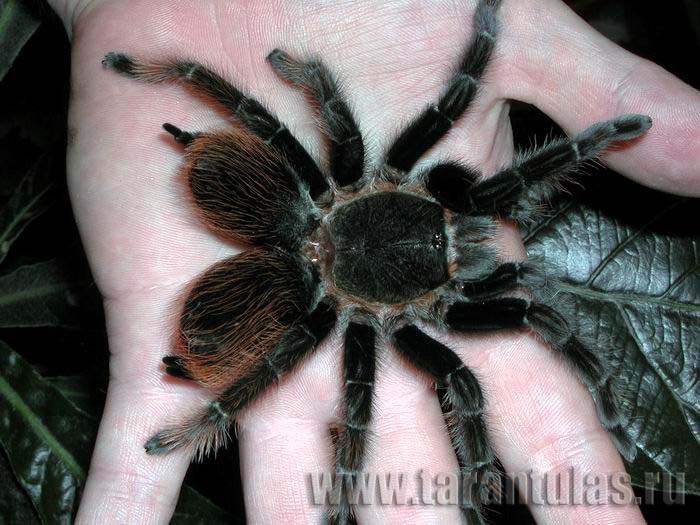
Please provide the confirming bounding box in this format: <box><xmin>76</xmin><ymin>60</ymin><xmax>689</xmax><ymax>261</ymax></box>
<box><xmin>0</xmin><ymin>375</ymin><xmax>85</xmax><ymax>480</ymax></box>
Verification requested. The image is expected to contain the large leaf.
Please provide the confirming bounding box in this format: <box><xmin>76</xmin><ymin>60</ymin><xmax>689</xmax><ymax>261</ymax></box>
<box><xmin>0</xmin><ymin>0</ymin><xmax>40</xmax><ymax>81</ymax></box>
<box><xmin>0</xmin><ymin>347</ymin><xmax>233</xmax><ymax>523</ymax></box>
<box><xmin>524</xmin><ymin>173</ymin><xmax>700</xmax><ymax>494</ymax></box>
<box><xmin>0</xmin><ymin>340</ymin><xmax>90</xmax><ymax>523</ymax></box>
<box><xmin>0</xmin><ymin>447</ymin><xmax>40</xmax><ymax>524</ymax></box>
<box><xmin>685</xmin><ymin>0</ymin><xmax>700</xmax><ymax>45</ymax></box>
<box><xmin>0</xmin><ymin>153</ymin><xmax>57</xmax><ymax>264</ymax></box>
<box><xmin>172</xmin><ymin>486</ymin><xmax>236</xmax><ymax>525</ymax></box>
<box><xmin>0</xmin><ymin>258</ymin><xmax>94</xmax><ymax>328</ymax></box>
<box><xmin>45</xmin><ymin>376</ymin><xmax>101</xmax><ymax>417</ymax></box>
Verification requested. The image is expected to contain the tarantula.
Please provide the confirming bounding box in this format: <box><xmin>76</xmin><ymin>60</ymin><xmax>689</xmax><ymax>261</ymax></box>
<box><xmin>103</xmin><ymin>0</ymin><xmax>650</xmax><ymax>522</ymax></box>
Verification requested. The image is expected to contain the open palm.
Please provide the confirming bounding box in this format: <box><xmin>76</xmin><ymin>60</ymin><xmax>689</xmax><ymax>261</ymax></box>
<box><xmin>48</xmin><ymin>0</ymin><xmax>700</xmax><ymax>523</ymax></box>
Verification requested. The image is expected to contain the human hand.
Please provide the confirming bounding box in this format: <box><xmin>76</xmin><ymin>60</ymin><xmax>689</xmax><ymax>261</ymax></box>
<box><xmin>48</xmin><ymin>0</ymin><xmax>700</xmax><ymax>523</ymax></box>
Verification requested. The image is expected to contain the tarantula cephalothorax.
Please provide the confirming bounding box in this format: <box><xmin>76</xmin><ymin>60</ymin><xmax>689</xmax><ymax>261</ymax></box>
<box><xmin>104</xmin><ymin>0</ymin><xmax>651</xmax><ymax>522</ymax></box>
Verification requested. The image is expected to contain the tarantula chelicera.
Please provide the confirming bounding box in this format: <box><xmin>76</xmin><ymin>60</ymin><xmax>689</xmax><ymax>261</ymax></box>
<box><xmin>104</xmin><ymin>0</ymin><xmax>650</xmax><ymax>522</ymax></box>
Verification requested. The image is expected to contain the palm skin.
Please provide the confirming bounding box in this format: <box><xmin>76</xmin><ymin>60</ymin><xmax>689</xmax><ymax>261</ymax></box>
<box><xmin>46</xmin><ymin>0</ymin><xmax>700</xmax><ymax>523</ymax></box>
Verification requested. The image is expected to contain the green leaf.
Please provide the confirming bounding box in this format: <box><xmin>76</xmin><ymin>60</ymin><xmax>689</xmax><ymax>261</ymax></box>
<box><xmin>0</xmin><ymin>343</ymin><xmax>233</xmax><ymax>523</ymax></box>
<box><xmin>0</xmin><ymin>340</ymin><xmax>90</xmax><ymax>523</ymax></box>
<box><xmin>45</xmin><ymin>376</ymin><xmax>101</xmax><ymax>418</ymax></box>
<box><xmin>0</xmin><ymin>258</ymin><xmax>94</xmax><ymax>328</ymax></box>
<box><xmin>0</xmin><ymin>153</ymin><xmax>57</xmax><ymax>264</ymax></box>
<box><xmin>0</xmin><ymin>447</ymin><xmax>40</xmax><ymax>524</ymax></box>
<box><xmin>172</xmin><ymin>486</ymin><xmax>236</xmax><ymax>525</ymax></box>
<box><xmin>44</xmin><ymin>377</ymin><xmax>234</xmax><ymax>523</ymax></box>
<box><xmin>684</xmin><ymin>0</ymin><xmax>700</xmax><ymax>45</ymax></box>
<box><xmin>0</xmin><ymin>0</ymin><xmax>40</xmax><ymax>81</ymax></box>
<box><xmin>524</xmin><ymin>174</ymin><xmax>700</xmax><ymax>494</ymax></box>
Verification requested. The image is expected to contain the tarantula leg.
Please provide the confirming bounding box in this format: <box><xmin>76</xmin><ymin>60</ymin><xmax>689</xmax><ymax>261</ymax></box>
<box><xmin>525</xmin><ymin>304</ymin><xmax>636</xmax><ymax>460</ymax></box>
<box><xmin>474</xmin><ymin>114</ymin><xmax>652</xmax><ymax>219</ymax></box>
<box><xmin>446</xmin><ymin>297</ymin><xmax>528</xmax><ymax>331</ymax></box>
<box><xmin>267</xmin><ymin>49</ymin><xmax>365</xmax><ymax>188</ymax></box>
<box><xmin>162</xmin><ymin>122</ymin><xmax>199</xmax><ymax>145</ymax></box>
<box><xmin>102</xmin><ymin>52</ymin><xmax>329</xmax><ymax>199</ymax></box>
<box><xmin>425</xmin><ymin>114</ymin><xmax>652</xmax><ymax>217</ymax></box>
<box><xmin>461</xmin><ymin>262</ymin><xmax>532</xmax><ymax>300</ymax></box>
<box><xmin>394</xmin><ymin>325</ymin><xmax>495</xmax><ymax>524</ymax></box>
<box><xmin>423</xmin><ymin>162</ymin><xmax>481</xmax><ymax>213</ymax></box>
<box><xmin>457</xmin><ymin>259</ymin><xmax>548</xmax><ymax>299</ymax></box>
<box><xmin>146</xmin><ymin>299</ymin><xmax>337</xmax><ymax>459</ymax></box>
<box><xmin>183</xmin><ymin>129</ymin><xmax>320</xmax><ymax>249</ymax></box>
<box><xmin>445</xmin><ymin>299</ymin><xmax>636</xmax><ymax>461</ymax></box>
<box><xmin>385</xmin><ymin>0</ymin><xmax>502</xmax><ymax>175</ymax></box>
<box><xmin>327</xmin><ymin>322</ymin><xmax>376</xmax><ymax>525</ymax></box>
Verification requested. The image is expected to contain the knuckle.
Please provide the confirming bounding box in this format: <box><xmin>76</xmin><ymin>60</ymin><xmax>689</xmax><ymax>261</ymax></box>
<box><xmin>78</xmin><ymin>466</ymin><xmax>176</xmax><ymax>524</ymax></box>
<box><xmin>526</xmin><ymin>424</ymin><xmax>612</xmax><ymax>475</ymax></box>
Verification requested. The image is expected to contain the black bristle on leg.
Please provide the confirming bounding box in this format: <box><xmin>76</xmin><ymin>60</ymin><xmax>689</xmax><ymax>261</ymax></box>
<box><xmin>102</xmin><ymin>52</ymin><xmax>329</xmax><ymax>199</ymax></box>
<box><xmin>394</xmin><ymin>325</ymin><xmax>495</xmax><ymax>523</ymax></box>
<box><xmin>385</xmin><ymin>0</ymin><xmax>502</xmax><ymax>174</ymax></box>
<box><xmin>144</xmin><ymin>300</ymin><xmax>337</xmax><ymax>460</ymax></box>
<box><xmin>328</xmin><ymin>322</ymin><xmax>376</xmax><ymax>525</ymax></box>
<box><xmin>267</xmin><ymin>49</ymin><xmax>365</xmax><ymax>189</ymax></box>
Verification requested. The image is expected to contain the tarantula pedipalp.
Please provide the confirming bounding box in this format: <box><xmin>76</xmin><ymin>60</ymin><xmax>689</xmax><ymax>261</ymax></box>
<box><xmin>103</xmin><ymin>0</ymin><xmax>651</xmax><ymax>522</ymax></box>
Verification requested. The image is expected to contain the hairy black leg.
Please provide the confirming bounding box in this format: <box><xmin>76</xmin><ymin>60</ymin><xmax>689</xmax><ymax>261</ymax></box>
<box><xmin>424</xmin><ymin>114</ymin><xmax>652</xmax><ymax>216</ymax></box>
<box><xmin>144</xmin><ymin>299</ymin><xmax>337</xmax><ymax>460</ymax></box>
<box><xmin>445</xmin><ymin>299</ymin><xmax>636</xmax><ymax>461</ymax></box>
<box><xmin>385</xmin><ymin>0</ymin><xmax>502</xmax><ymax>175</ymax></box>
<box><xmin>394</xmin><ymin>326</ymin><xmax>495</xmax><ymax>524</ymax></box>
<box><xmin>328</xmin><ymin>322</ymin><xmax>376</xmax><ymax>525</ymax></box>
<box><xmin>267</xmin><ymin>49</ymin><xmax>365</xmax><ymax>188</ymax></box>
<box><xmin>446</xmin><ymin>297</ymin><xmax>529</xmax><ymax>332</ymax></box>
<box><xmin>471</xmin><ymin>114</ymin><xmax>652</xmax><ymax>219</ymax></box>
<box><xmin>461</xmin><ymin>262</ymin><xmax>529</xmax><ymax>299</ymax></box>
<box><xmin>102</xmin><ymin>52</ymin><xmax>329</xmax><ymax>199</ymax></box>
<box><xmin>424</xmin><ymin>162</ymin><xmax>481</xmax><ymax>213</ymax></box>
<box><xmin>458</xmin><ymin>259</ymin><xmax>547</xmax><ymax>300</ymax></box>
<box><xmin>525</xmin><ymin>305</ymin><xmax>636</xmax><ymax>460</ymax></box>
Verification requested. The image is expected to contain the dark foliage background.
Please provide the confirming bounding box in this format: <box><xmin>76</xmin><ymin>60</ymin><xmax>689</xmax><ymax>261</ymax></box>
<box><xmin>0</xmin><ymin>0</ymin><xmax>697</xmax><ymax>523</ymax></box>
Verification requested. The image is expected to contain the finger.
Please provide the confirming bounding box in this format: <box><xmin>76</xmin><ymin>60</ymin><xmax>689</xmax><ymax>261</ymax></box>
<box><xmin>498</xmin><ymin>0</ymin><xmax>700</xmax><ymax>195</ymax></box>
<box><xmin>452</xmin><ymin>330</ymin><xmax>644</xmax><ymax>524</ymax></box>
<box><xmin>355</xmin><ymin>350</ymin><xmax>463</xmax><ymax>522</ymax></box>
<box><xmin>76</xmin><ymin>293</ymin><xmax>203</xmax><ymax>524</ymax></box>
<box><xmin>237</xmin><ymin>338</ymin><xmax>463</xmax><ymax>522</ymax></box>
<box><xmin>235</xmin><ymin>338</ymin><xmax>339</xmax><ymax>523</ymax></box>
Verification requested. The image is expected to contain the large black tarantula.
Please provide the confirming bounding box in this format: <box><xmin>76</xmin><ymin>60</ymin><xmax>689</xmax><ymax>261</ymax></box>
<box><xmin>103</xmin><ymin>0</ymin><xmax>651</xmax><ymax>522</ymax></box>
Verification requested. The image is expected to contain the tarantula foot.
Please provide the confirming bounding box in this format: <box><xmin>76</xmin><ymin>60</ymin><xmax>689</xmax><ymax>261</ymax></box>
<box><xmin>145</xmin><ymin>400</ymin><xmax>232</xmax><ymax>460</ymax></box>
<box><xmin>162</xmin><ymin>355</ymin><xmax>193</xmax><ymax>380</ymax></box>
<box><xmin>613</xmin><ymin>114</ymin><xmax>653</xmax><ymax>139</ymax></box>
<box><xmin>102</xmin><ymin>51</ymin><xmax>136</xmax><ymax>74</ymax></box>
<box><xmin>162</xmin><ymin>123</ymin><xmax>196</xmax><ymax>145</ymax></box>
<box><xmin>144</xmin><ymin>431</ymin><xmax>173</xmax><ymax>455</ymax></box>
<box><xmin>266</xmin><ymin>48</ymin><xmax>291</xmax><ymax>67</ymax></box>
